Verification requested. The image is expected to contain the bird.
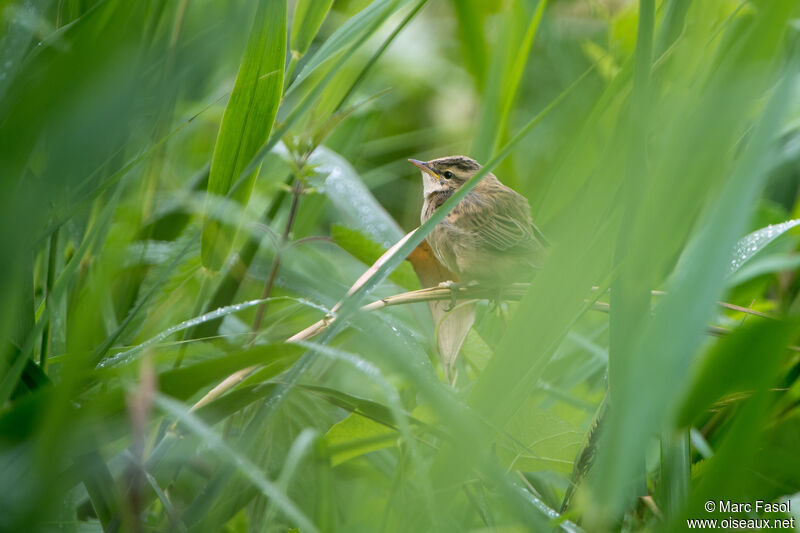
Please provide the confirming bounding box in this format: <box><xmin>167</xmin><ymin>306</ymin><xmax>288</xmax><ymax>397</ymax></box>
<box><xmin>409</xmin><ymin>155</ymin><xmax>546</xmax><ymax>284</ymax></box>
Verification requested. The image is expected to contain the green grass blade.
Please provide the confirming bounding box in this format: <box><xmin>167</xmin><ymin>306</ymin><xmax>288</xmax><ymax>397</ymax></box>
<box><xmin>97</xmin><ymin>297</ymin><xmax>320</xmax><ymax>368</ymax></box>
<box><xmin>659</xmin><ymin>429</ymin><xmax>690</xmax><ymax>519</ymax></box>
<box><xmin>673</xmin><ymin>319</ymin><xmax>798</xmax><ymax>527</ymax></box>
<box><xmin>605</xmin><ymin>0</ymin><xmax>656</xmax><ymax>518</ymax></box>
<box><xmin>155</xmin><ymin>393</ymin><xmax>320</xmax><ymax>533</ymax></box>
<box><xmin>450</xmin><ymin>0</ymin><xmax>488</xmax><ymax>86</ymax></box>
<box><xmin>201</xmin><ymin>0</ymin><xmax>286</xmax><ymax>270</ymax></box>
<box><xmin>287</xmin><ymin>0</ymin><xmax>411</xmax><ymax>92</ymax></box>
<box><xmin>472</xmin><ymin>0</ymin><xmax>547</xmax><ymax>161</ymax></box>
<box><xmin>290</xmin><ymin>0</ymin><xmax>334</xmax><ymax>59</ymax></box>
<box><xmin>589</xmin><ymin>24</ymin><xmax>797</xmax><ymax>522</ymax></box>
<box><xmin>494</xmin><ymin>0</ymin><xmax>548</xmax><ymax>155</ymax></box>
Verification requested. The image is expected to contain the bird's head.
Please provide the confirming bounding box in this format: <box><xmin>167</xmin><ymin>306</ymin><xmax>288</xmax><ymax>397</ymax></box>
<box><xmin>408</xmin><ymin>155</ymin><xmax>481</xmax><ymax>197</ymax></box>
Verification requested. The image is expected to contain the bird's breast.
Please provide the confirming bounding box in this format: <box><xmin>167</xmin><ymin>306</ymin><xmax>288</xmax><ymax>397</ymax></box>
<box><xmin>421</xmin><ymin>189</ymin><xmax>456</xmax><ymax>223</ymax></box>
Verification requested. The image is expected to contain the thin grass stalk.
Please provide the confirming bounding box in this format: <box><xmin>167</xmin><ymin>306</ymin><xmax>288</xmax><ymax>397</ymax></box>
<box><xmin>0</xmin><ymin>186</ymin><xmax>122</xmax><ymax>404</ymax></box>
<box><xmin>290</xmin><ymin>285</ymin><xmax>785</xmax><ymax>344</ymax></box>
<box><xmin>172</xmin><ymin>274</ymin><xmax>213</xmax><ymax>369</ymax></box>
<box><xmin>191</xmin><ymin>175</ymin><xmax>292</xmax><ymax>340</ymax></box>
<box><xmin>39</xmin><ymin>228</ymin><xmax>59</xmax><ymax>369</ymax></box>
<box><xmin>250</xmin><ymin>178</ymin><xmax>303</xmax><ymax>338</ymax></box>
<box><xmin>186</xmin><ymin>273</ymin><xmax>787</xmax><ymax>415</ymax></box>
<box><xmin>492</xmin><ymin>0</ymin><xmax>547</xmax><ymax>155</ymax></box>
<box><xmin>139</xmin><ymin>0</ymin><xmax>189</xmax><ymax>223</ymax></box>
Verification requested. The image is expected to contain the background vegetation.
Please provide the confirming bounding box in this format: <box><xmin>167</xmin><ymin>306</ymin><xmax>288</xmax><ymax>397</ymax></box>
<box><xmin>2</xmin><ymin>0</ymin><xmax>800</xmax><ymax>531</ymax></box>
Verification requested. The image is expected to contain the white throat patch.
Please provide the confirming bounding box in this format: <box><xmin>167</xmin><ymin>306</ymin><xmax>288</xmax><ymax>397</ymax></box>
<box><xmin>421</xmin><ymin>172</ymin><xmax>446</xmax><ymax>197</ymax></box>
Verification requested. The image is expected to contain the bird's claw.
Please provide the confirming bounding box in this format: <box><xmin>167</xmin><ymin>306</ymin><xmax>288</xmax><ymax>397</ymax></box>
<box><xmin>438</xmin><ymin>280</ymin><xmax>459</xmax><ymax>311</ymax></box>
<box><xmin>438</xmin><ymin>280</ymin><xmax>478</xmax><ymax>311</ymax></box>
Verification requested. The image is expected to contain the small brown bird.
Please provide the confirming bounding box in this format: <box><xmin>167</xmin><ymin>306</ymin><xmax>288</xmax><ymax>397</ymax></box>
<box><xmin>409</xmin><ymin>155</ymin><xmax>546</xmax><ymax>284</ymax></box>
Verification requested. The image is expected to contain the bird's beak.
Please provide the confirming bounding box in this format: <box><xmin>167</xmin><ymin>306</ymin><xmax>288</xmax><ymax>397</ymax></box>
<box><xmin>408</xmin><ymin>158</ymin><xmax>440</xmax><ymax>180</ymax></box>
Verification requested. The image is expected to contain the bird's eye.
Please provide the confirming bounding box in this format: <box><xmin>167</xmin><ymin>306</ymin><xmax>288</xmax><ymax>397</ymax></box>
<box><xmin>443</xmin><ymin>170</ymin><xmax>455</xmax><ymax>180</ymax></box>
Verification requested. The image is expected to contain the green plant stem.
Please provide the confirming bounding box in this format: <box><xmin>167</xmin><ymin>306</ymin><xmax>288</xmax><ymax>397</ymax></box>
<box><xmin>250</xmin><ymin>179</ymin><xmax>303</xmax><ymax>339</ymax></box>
<box><xmin>39</xmin><ymin>228</ymin><xmax>59</xmax><ymax>369</ymax></box>
<box><xmin>191</xmin><ymin>174</ymin><xmax>293</xmax><ymax>340</ymax></box>
<box><xmin>172</xmin><ymin>274</ymin><xmax>213</xmax><ymax>369</ymax></box>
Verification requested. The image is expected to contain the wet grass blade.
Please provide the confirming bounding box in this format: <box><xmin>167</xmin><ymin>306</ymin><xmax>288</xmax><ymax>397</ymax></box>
<box><xmin>201</xmin><ymin>0</ymin><xmax>286</xmax><ymax>270</ymax></box>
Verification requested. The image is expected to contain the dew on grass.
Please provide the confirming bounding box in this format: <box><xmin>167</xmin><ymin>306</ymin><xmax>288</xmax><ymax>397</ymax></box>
<box><xmin>728</xmin><ymin>219</ymin><xmax>800</xmax><ymax>274</ymax></box>
<box><xmin>98</xmin><ymin>297</ymin><xmax>329</xmax><ymax>368</ymax></box>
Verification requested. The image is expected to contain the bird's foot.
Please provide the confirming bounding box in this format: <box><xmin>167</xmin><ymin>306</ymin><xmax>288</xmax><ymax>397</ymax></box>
<box><xmin>437</xmin><ymin>280</ymin><xmax>477</xmax><ymax>311</ymax></box>
<box><xmin>486</xmin><ymin>286</ymin><xmax>509</xmax><ymax>315</ymax></box>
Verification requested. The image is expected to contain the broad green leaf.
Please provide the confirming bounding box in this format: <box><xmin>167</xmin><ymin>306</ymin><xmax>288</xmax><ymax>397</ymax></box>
<box><xmin>323</xmin><ymin>413</ymin><xmax>397</xmax><ymax>466</ymax></box>
<box><xmin>298</xmin><ymin>384</ymin><xmax>405</xmax><ymax>427</ymax></box>
<box><xmin>159</xmin><ymin>344</ymin><xmax>302</xmax><ymax>401</ymax></box>
<box><xmin>260</xmin><ymin>429</ymin><xmax>319</xmax><ymax>526</ymax></box>
<box><xmin>74</xmin><ymin>448</ymin><xmax>118</xmax><ymax>529</ymax></box>
<box><xmin>677</xmin><ymin>324</ymin><xmax>794</xmax><ymax>526</ymax></box>
<box><xmin>194</xmin><ymin>383</ymin><xmax>279</xmax><ymax>427</ymax></box>
<box><xmin>80</xmin><ymin>345</ymin><xmax>300</xmax><ymax>426</ymax></box>
<box><xmin>277</xmin><ymin>143</ymin><xmax>404</xmax><ymax>247</ymax></box>
<box><xmin>460</xmin><ymin>328</ymin><xmax>494</xmax><ymax>373</ymax></box>
<box><xmin>675</xmin><ymin>318</ymin><xmax>797</xmax><ymax>427</ymax></box>
<box><xmin>727</xmin><ymin>253</ymin><xmax>800</xmax><ymax>286</ymax></box>
<box><xmin>202</xmin><ymin>0</ymin><xmax>286</xmax><ymax>270</ymax></box>
<box><xmin>500</xmin><ymin>398</ymin><xmax>584</xmax><ymax>475</ymax></box>
<box><xmin>290</xmin><ymin>0</ymin><xmax>334</xmax><ymax>58</ymax></box>
<box><xmin>330</xmin><ymin>225</ymin><xmax>418</xmax><ymax>290</ymax></box>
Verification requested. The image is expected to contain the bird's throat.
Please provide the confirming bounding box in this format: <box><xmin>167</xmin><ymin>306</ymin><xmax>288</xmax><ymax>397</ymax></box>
<box><xmin>423</xmin><ymin>188</ymin><xmax>455</xmax><ymax>221</ymax></box>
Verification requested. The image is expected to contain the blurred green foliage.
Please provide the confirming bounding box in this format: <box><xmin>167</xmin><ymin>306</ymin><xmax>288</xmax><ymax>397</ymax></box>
<box><xmin>1</xmin><ymin>0</ymin><xmax>800</xmax><ymax>531</ymax></box>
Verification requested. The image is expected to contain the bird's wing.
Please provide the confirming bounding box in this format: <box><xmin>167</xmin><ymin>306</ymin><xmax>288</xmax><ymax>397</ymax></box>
<box><xmin>457</xmin><ymin>187</ymin><xmax>545</xmax><ymax>257</ymax></box>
